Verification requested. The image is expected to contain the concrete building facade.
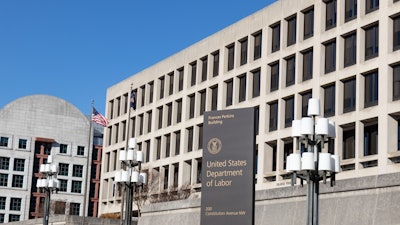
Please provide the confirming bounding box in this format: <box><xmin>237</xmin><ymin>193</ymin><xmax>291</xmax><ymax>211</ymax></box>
<box><xmin>0</xmin><ymin>95</ymin><xmax>103</xmax><ymax>223</ymax></box>
<box><xmin>101</xmin><ymin>0</ymin><xmax>400</xmax><ymax>224</ymax></box>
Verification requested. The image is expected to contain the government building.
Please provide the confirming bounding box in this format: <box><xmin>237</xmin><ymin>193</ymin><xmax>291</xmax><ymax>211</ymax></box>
<box><xmin>100</xmin><ymin>0</ymin><xmax>400</xmax><ymax>224</ymax></box>
<box><xmin>0</xmin><ymin>95</ymin><xmax>103</xmax><ymax>223</ymax></box>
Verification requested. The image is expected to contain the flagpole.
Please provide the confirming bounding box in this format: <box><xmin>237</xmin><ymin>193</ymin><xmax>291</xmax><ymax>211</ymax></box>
<box><xmin>121</xmin><ymin>83</ymin><xmax>134</xmax><ymax>225</ymax></box>
<box><xmin>81</xmin><ymin>100</ymin><xmax>94</xmax><ymax>225</ymax></box>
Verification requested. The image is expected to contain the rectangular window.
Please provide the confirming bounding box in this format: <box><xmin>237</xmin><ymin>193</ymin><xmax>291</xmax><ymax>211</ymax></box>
<box><xmin>159</xmin><ymin>76</ymin><xmax>165</xmax><ymax>99</ymax></box>
<box><xmin>189</xmin><ymin>94</ymin><xmax>195</xmax><ymax>119</ymax></box>
<box><xmin>326</xmin><ymin>0</ymin><xmax>337</xmax><ymax>30</ymax></box>
<box><xmin>10</xmin><ymin>198</ymin><xmax>21</xmax><ymax>211</ymax></box>
<box><xmin>301</xmin><ymin>91</ymin><xmax>313</xmax><ymax>117</ymax></box>
<box><xmin>285</xmin><ymin>97</ymin><xmax>295</xmax><ymax>128</ymax></box>
<box><xmin>271</xmin><ymin>22</ymin><xmax>281</xmax><ymax>52</ymax></box>
<box><xmin>0</xmin><ymin>174</ymin><xmax>7</xmax><ymax>186</ymax></box>
<box><xmin>140</xmin><ymin>86</ymin><xmax>145</xmax><ymax>107</ymax></box>
<box><xmin>270</xmin><ymin>61</ymin><xmax>279</xmax><ymax>91</ymax></box>
<box><xmin>211</xmin><ymin>85</ymin><xmax>218</xmax><ymax>111</ymax></box>
<box><xmin>269</xmin><ymin>101</ymin><xmax>278</xmax><ymax>131</ymax></box>
<box><xmin>12</xmin><ymin>175</ymin><xmax>23</xmax><ymax>188</ymax></box>
<box><xmin>138</xmin><ymin>114</ymin><xmax>144</xmax><ymax>135</ymax></box>
<box><xmin>145</xmin><ymin>140</ymin><xmax>151</xmax><ymax>162</ymax></box>
<box><xmin>178</xmin><ymin>68</ymin><xmax>184</xmax><ymax>91</ymax></box>
<box><xmin>163</xmin><ymin>166</ymin><xmax>169</xmax><ymax>190</ymax></box>
<box><xmin>60</xmin><ymin>144</ymin><xmax>68</xmax><ymax>154</ymax></box>
<box><xmin>303</xmin><ymin>7</ymin><xmax>314</xmax><ymax>39</ymax></box>
<box><xmin>343</xmin><ymin>125</ymin><xmax>356</xmax><ymax>159</ymax></box>
<box><xmin>324</xmin><ymin>39</ymin><xmax>336</xmax><ymax>74</ymax></box>
<box><xmin>190</xmin><ymin>62</ymin><xmax>197</xmax><ymax>86</ymax></box>
<box><xmin>393</xmin><ymin>64</ymin><xmax>400</xmax><ymax>100</ymax></box>
<box><xmin>147</xmin><ymin>111</ymin><xmax>152</xmax><ymax>133</ymax></box>
<box><xmin>0</xmin><ymin>214</ymin><xmax>3</xmax><ymax>223</ymax></box>
<box><xmin>286</xmin><ymin>55</ymin><xmax>295</xmax><ymax>87</ymax></box>
<box><xmin>225</xmin><ymin>79</ymin><xmax>233</xmax><ymax>107</ymax></box>
<box><xmin>238</xmin><ymin>74</ymin><xmax>247</xmax><ymax>102</ymax></box>
<box><xmin>157</xmin><ymin>107</ymin><xmax>163</xmax><ymax>129</ymax></box>
<box><xmin>252</xmin><ymin>69</ymin><xmax>261</xmax><ymax>98</ymax></box>
<box><xmin>70</xmin><ymin>202</ymin><xmax>80</xmax><ymax>215</ymax></box>
<box><xmin>366</xmin><ymin>0</ymin><xmax>379</xmax><ymax>13</ymax></box>
<box><xmin>324</xmin><ymin>84</ymin><xmax>336</xmax><ymax>117</ymax></box>
<box><xmin>176</xmin><ymin>99</ymin><xmax>182</xmax><ymax>123</ymax></box>
<box><xmin>345</xmin><ymin>0</ymin><xmax>357</xmax><ymax>21</ymax></box>
<box><xmin>365</xmin><ymin>23</ymin><xmax>379</xmax><ymax>60</ymax></box>
<box><xmin>59</xmin><ymin>163</ymin><xmax>69</xmax><ymax>176</ymax></box>
<box><xmin>71</xmin><ymin>180</ymin><xmax>82</xmax><ymax>193</ymax></box>
<box><xmin>198</xmin><ymin>124</ymin><xmax>203</xmax><ymax>150</ymax></box>
<box><xmin>253</xmin><ymin>32</ymin><xmax>262</xmax><ymax>60</ymax></box>
<box><xmin>168</xmin><ymin>72</ymin><xmax>174</xmax><ymax>95</ymax></box>
<box><xmin>201</xmin><ymin>57</ymin><xmax>208</xmax><ymax>82</ymax></box>
<box><xmin>302</xmin><ymin>48</ymin><xmax>313</xmax><ymax>81</ymax></box>
<box><xmin>227</xmin><ymin>44</ymin><xmax>235</xmax><ymax>71</ymax></box>
<box><xmin>175</xmin><ymin>131</ymin><xmax>181</xmax><ymax>155</ymax></box>
<box><xmin>287</xmin><ymin>15</ymin><xmax>297</xmax><ymax>46</ymax></box>
<box><xmin>59</xmin><ymin>179</ymin><xmax>67</xmax><ymax>192</ymax></box>
<box><xmin>73</xmin><ymin>165</ymin><xmax>83</xmax><ymax>177</ymax></box>
<box><xmin>240</xmin><ymin>38</ymin><xmax>248</xmax><ymax>66</ymax></box>
<box><xmin>149</xmin><ymin>82</ymin><xmax>154</xmax><ymax>103</ymax></box>
<box><xmin>166</xmin><ymin>103</ymin><xmax>172</xmax><ymax>126</ymax></box>
<box><xmin>0</xmin><ymin>197</ymin><xmax>5</xmax><ymax>210</ymax></box>
<box><xmin>18</xmin><ymin>139</ymin><xmax>27</xmax><ymax>149</ymax></box>
<box><xmin>393</xmin><ymin>16</ymin><xmax>400</xmax><ymax>51</ymax></box>
<box><xmin>0</xmin><ymin>157</ymin><xmax>9</xmax><ymax>170</ymax></box>
<box><xmin>165</xmin><ymin>134</ymin><xmax>171</xmax><ymax>158</ymax></box>
<box><xmin>187</xmin><ymin>127</ymin><xmax>193</xmax><ymax>152</ymax></box>
<box><xmin>283</xmin><ymin>140</ymin><xmax>294</xmax><ymax>169</ymax></box>
<box><xmin>344</xmin><ymin>32</ymin><xmax>357</xmax><ymax>67</ymax></box>
<box><xmin>156</xmin><ymin>137</ymin><xmax>161</xmax><ymax>160</ymax></box>
<box><xmin>0</xmin><ymin>137</ymin><xmax>8</xmax><ymax>147</ymax></box>
<box><xmin>77</xmin><ymin>146</ymin><xmax>85</xmax><ymax>156</ymax></box>
<box><xmin>364</xmin><ymin>70</ymin><xmax>379</xmax><ymax>108</ymax></box>
<box><xmin>199</xmin><ymin>90</ymin><xmax>206</xmax><ymax>116</ymax></box>
<box><xmin>364</xmin><ymin>122</ymin><xmax>378</xmax><ymax>156</ymax></box>
<box><xmin>13</xmin><ymin>158</ymin><xmax>25</xmax><ymax>172</ymax></box>
<box><xmin>343</xmin><ymin>78</ymin><xmax>356</xmax><ymax>113</ymax></box>
<box><xmin>212</xmin><ymin>51</ymin><xmax>219</xmax><ymax>77</ymax></box>
<box><xmin>9</xmin><ymin>214</ymin><xmax>20</xmax><ymax>222</ymax></box>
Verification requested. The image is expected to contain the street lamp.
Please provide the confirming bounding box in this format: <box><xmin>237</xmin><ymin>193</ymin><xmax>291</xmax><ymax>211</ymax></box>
<box><xmin>286</xmin><ymin>98</ymin><xmax>340</xmax><ymax>225</ymax></box>
<box><xmin>36</xmin><ymin>154</ymin><xmax>59</xmax><ymax>225</ymax></box>
<box><xmin>115</xmin><ymin>138</ymin><xmax>147</xmax><ymax>225</ymax></box>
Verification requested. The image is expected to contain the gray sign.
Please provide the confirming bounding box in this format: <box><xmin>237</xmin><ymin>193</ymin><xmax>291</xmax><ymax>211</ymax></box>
<box><xmin>200</xmin><ymin>107</ymin><xmax>255</xmax><ymax>225</ymax></box>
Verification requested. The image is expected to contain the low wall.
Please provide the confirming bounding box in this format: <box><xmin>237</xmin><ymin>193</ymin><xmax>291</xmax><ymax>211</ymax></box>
<box><xmin>5</xmin><ymin>215</ymin><xmax>122</xmax><ymax>225</ymax></box>
<box><xmin>139</xmin><ymin>172</ymin><xmax>400</xmax><ymax>225</ymax></box>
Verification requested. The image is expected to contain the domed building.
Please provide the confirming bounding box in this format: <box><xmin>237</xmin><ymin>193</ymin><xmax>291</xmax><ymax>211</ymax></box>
<box><xmin>0</xmin><ymin>95</ymin><xmax>103</xmax><ymax>223</ymax></box>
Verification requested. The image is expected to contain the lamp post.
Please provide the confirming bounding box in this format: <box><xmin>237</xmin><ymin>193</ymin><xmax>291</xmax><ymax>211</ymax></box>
<box><xmin>286</xmin><ymin>98</ymin><xmax>340</xmax><ymax>225</ymax></box>
<box><xmin>115</xmin><ymin>138</ymin><xmax>147</xmax><ymax>225</ymax></box>
<box><xmin>36</xmin><ymin>154</ymin><xmax>59</xmax><ymax>225</ymax></box>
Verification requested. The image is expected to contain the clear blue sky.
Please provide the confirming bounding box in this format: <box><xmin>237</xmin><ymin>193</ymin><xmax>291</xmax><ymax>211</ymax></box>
<box><xmin>0</xmin><ymin>0</ymin><xmax>275</xmax><ymax>115</ymax></box>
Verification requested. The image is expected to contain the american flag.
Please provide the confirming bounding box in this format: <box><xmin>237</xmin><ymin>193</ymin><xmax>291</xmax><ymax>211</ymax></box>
<box><xmin>92</xmin><ymin>107</ymin><xmax>108</xmax><ymax>127</ymax></box>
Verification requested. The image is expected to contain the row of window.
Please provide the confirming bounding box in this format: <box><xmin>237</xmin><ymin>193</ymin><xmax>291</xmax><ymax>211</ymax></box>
<box><xmin>0</xmin><ymin>213</ymin><xmax>20</xmax><ymax>223</ymax></box>
<box><xmin>105</xmin><ymin>61</ymin><xmax>400</xmax><ymax>149</ymax></box>
<box><xmin>0</xmin><ymin>157</ymin><xmax>25</xmax><ymax>172</ymax></box>
<box><xmin>0</xmin><ymin>137</ymin><xmax>28</xmax><ymax>150</ymax></box>
<box><xmin>57</xmin><ymin>179</ymin><xmax>82</xmax><ymax>193</ymax></box>
<box><xmin>0</xmin><ymin>197</ymin><xmax>22</xmax><ymax>211</ymax></box>
<box><xmin>58</xmin><ymin>163</ymin><xmax>84</xmax><ymax>177</ymax></box>
<box><xmin>107</xmin><ymin>2</ymin><xmax>400</xmax><ymax>121</ymax></box>
<box><xmin>0</xmin><ymin>136</ymin><xmax>87</xmax><ymax>157</ymax></box>
<box><xmin>0</xmin><ymin>174</ymin><xmax>23</xmax><ymax>188</ymax></box>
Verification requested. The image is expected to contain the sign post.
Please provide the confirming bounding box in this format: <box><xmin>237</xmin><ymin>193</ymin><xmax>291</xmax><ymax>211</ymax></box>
<box><xmin>200</xmin><ymin>107</ymin><xmax>255</xmax><ymax>225</ymax></box>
